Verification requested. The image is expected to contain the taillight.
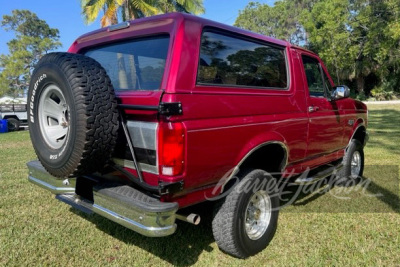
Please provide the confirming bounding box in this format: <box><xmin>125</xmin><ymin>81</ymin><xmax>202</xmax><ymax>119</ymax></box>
<box><xmin>158</xmin><ymin>122</ymin><xmax>185</xmax><ymax>176</ymax></box>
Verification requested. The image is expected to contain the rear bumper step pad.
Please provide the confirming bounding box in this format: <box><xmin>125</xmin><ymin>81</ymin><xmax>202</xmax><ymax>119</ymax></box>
<box><xmin>27</xmin><ymin>160</ymin><xmax>178</xmax><ymax>237</ymax></box>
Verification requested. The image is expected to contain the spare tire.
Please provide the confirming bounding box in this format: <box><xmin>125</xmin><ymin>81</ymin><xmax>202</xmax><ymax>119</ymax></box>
<box><xmin>28</xmin><ymin>52</ymin><xmax>119</xmax><ymax>178</ymax></box>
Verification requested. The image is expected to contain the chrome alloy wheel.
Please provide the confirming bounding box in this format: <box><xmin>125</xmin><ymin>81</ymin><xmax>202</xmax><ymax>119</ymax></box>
<box><xmin>245</xmin><ymin>190</ymin><xmax>272</xmax><ymax>240</ymax></box>
<box><xmin>350</xmin><ymin>151</ymin><xmax>362</xmax><ymax>178</ymax></box>
<box><xmin>38</xmin><ymin>84</ymin><xmax>70</xmax><ymax>149</ymax></box>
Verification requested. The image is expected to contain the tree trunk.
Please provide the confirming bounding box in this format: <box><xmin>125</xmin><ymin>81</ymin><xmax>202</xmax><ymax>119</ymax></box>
<box><xmin>111</xmin><ymin>13</ymin><xmax>118</xmax><ymax>25</ymax></box>
<box><xmin>356</xmin><ymin>73</ymin><xmax>364</xmax><ymax>94</ymax></box>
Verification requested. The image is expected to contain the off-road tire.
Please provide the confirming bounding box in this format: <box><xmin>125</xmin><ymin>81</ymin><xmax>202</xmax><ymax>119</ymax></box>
<box><xmin>336</xmin><ymin>139</ymin><xmax>364</xmax><ymax>187</ymax></box>
<box><xmin>212</xmin><ymin>169</ymin><xmax>280</xmax><ymax>258</ymax></box>
<box><xmin>28</xmin><ymin>52</ymin><xmax>119</xmax><ymax>178</ymax></box>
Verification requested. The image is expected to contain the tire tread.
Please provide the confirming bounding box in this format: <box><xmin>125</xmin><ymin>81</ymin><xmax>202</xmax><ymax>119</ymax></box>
<box><xmin>212</xmin><ymin>169</ymin><xmax>277</xmax><ymax>258</ymax></box>
<box><xmin>30</xmin><ymin>52</ymin><xmax>119</xmax><ymax>177</ymax></box>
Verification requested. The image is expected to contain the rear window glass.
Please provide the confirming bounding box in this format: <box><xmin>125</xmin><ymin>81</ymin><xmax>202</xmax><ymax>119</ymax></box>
<box><xmin>85</xmin><ymin>35</ymin><xmax>169</xmax><ymax>91</ymax></box>
<box><xmin>197</xmin><ymin>31</ymin><xmax>288</xmax><ymax>89</ymax></box>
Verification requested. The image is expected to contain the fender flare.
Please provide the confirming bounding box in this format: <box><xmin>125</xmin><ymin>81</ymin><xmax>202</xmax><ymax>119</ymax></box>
<box><xmin>220</xmin><ymin>132</ymin><xmax>289</xmax><ymax>192</ymax></box>
<box><xmin>347</xmin><ymin>119</ymin><xmax>368</xmax><ymax>148</ymax></box>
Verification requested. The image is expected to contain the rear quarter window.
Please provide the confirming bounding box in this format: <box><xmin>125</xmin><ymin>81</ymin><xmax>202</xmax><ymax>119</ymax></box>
<box><xmin>197</xmin><ymin>30</ymin><xmax>288</xmax><ymax>89</ymax></box>
<box><xmin>85</xmin><ymin>35</ymin><xmax>169</xmax><ymax>91</ymax></box>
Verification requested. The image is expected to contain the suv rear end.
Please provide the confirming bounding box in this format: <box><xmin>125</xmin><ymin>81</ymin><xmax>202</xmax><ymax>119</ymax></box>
<box><xmin>69</xmin><ymin>14</ymin><xmax>190</xmax><ymax>197</ymax></box>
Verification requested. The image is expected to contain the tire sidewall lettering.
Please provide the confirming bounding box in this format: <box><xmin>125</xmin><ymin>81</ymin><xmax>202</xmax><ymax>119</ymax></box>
<box><xmin>29</xmin><ymin>73</ymin><xmax>47</xmax><ymax>124</ymax></box>
<box><xmin>28</xmin><ymin>66</ymin><xmax>76</xmax><ymax>167</ymax></box>
<box><xmin>28</xmin><ymin>52</ymin><xmax>119</xmax><ymax>177</ymax></box>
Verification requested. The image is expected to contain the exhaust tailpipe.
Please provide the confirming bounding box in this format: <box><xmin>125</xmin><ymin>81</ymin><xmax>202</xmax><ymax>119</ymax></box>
<box><xmin>176</xmin><ymin>213</ymin><xmax>201</xmax><ymax>225</ymax></box>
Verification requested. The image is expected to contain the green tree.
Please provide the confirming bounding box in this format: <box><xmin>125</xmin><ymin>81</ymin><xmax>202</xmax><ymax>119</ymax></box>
<box><xmin>300</xmin><ymin>0</ymin><xmax>352</xmax><ymax>85</ymax></box>
<box><xmin>0</xmin><ymin>10</ymin><xmax>61</xmax><ymax>97</ymax></box>
<box><xmin>364</xmin><ymin>0</ymin><xmax>400</xmax><ymax>95</ymax></box>
<box><xmin>81</xmin><ymin>0</ymin><xmax>157</xmax><ymax>27</ymax></box>
<box><xmin>302</xmin><ymin>0</ymin><xmax>400</xmax><ymax>94</ymax></box>
<box><xmin>235</xmin><ymin>0</ymin><xmax>400</xmax><ymax>95</ymax></box>
<box><xmin>235</xmin><ymin>1</ymin><xmax>316</xmax><ymax>45</ymax></box>
<box><xmin>156</xmin><ymin>0</ymin><xmax>204</xmax><ymax>14</ymax></box>
<box><xmin>81</xmin><ymin>0</ymin><xmax>204</xmax><ymax>27</ymax></box>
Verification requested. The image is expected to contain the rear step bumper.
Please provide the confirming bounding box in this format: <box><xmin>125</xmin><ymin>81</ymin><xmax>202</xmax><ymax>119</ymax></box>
<box><xmin>27</xmin><ymin>160</ymin><xmax>178</xmax><ymax>237</ymax></box>
<box><xmin>28</xmin><ymin>161</ymin><xmax>76</xmax><ymax>194</ymax></box>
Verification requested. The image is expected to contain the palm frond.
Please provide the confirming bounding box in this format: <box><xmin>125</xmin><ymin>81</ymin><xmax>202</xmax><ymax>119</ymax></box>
<box><xmin>81</xmin><ymin>0</ymin><xmax>107</xmax><ymax>24</ymax></box>
<box><xmin>101</xmin><ymin>1</ymin><xmax>119</xmax><ymax>26</ymax></box>
<box><xmin>130</xmin><ymin>0</ymin><xmax>159</xmax><ymax>17</ymax></box>
<box><xmin>176</xmin><ymin>0</ymin><xmax>205</xmax><ymax>14</ymax></box>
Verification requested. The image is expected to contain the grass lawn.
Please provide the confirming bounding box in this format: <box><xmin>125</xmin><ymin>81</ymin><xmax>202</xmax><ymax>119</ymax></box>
<box><xmin>0</xmin><ymin>104</ymin><xmax>399</xmax><ymax>266</ymax></box>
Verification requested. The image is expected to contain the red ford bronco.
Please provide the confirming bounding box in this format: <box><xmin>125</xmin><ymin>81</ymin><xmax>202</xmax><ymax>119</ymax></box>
<box><xmin>27</xmin><ymin>13</ymin><xmax>368</xmax><ymax>258</ymax></box>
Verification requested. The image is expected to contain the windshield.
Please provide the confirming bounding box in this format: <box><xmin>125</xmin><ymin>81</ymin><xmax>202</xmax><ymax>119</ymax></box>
<box><xmin>85</xmin><ymin>35</ymin><xmax>169</xmax><ymax>91</ymax></box>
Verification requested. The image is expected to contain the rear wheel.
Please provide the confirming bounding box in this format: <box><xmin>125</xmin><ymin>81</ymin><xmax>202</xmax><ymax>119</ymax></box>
<box><xmin>212</xmin><ymin>169</ymin><xmax>280</xmax><ymax>258</ymax></box>
<box><xmin>28</xmin><ymin>52</ymin><xmax>119</xmax><ymax>178</ymax></box>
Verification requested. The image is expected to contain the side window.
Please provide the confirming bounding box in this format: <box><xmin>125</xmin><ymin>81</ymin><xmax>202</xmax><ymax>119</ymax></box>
<box><xmin>323</xmin><ymin>70</ymin><xmax>333</xmax><ymax>93</ymax></box>
<box><xmin>302</xmin><ymin>56</ymin><xmax>325</xmax><ymax>97</ymax></box>
<box><xmin>197</xmin><ymin>30</ymin><xmax>288</xmax><ymax>89</ymax></box>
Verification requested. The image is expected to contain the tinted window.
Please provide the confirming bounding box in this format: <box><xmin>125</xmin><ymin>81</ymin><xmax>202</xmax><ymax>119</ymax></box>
<box><xmin>197</xmin><ymin>31</ymin><xmax>288</xmax><ymax>88</ymax></box>
<box><xmin>85</xmin><ymin>35</ymin><xmax>169</xmax><ymax>91</ymax></box>
<box><xmin>302</xmin><ymin>56</ymin><xmax>325</xmax><ymax>97</ymax></box>
<box><xmin>323</xmin><ymin>70</ymin><xmax>333</xmax><ymax>93</ymax></box>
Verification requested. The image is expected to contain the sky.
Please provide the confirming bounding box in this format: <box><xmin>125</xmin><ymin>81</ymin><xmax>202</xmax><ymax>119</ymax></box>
<box><xmin>0</xmin><ymin>0</ymin><xmax>276</xmax><ymax>55</ymax></box>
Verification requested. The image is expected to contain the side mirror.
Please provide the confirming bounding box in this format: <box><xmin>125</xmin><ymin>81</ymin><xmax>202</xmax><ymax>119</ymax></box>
<box><xmin>331</xmin><ymin>85</ymin><xmax>350</xmax><ymax>100</ymax></box>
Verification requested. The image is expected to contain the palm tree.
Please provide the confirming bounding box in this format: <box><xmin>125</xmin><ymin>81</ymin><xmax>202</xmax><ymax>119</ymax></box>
<box><xmin>156</xmin><ymin>0</ymin><xmax>204</xmax><ymax>15</ymax></box>
<box><xmin>81</xmin><ymin>0</ymin><xmax>118</xmax><ymax>27</ymax></box>
<box><xmin>81</xmin><ymin>0</ymin><xmax>204</xmax><ymax>27</ymax></box>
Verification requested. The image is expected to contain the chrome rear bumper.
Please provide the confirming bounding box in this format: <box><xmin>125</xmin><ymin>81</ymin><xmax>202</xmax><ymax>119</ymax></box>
<box><xmin>28</xmin><ymin>161</ymin><xmax>76</xmax><ymax>194</ymax></box>
<box><xmin>27</xmin><ymin>160</ymin><xmax>178</xmax><ymax>237</ymax></box>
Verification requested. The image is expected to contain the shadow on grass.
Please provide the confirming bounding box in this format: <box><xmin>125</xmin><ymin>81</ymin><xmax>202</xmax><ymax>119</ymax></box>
<box><xmin>63</xmin><ymin>108</ymin><xmax>399</xmax><ymax>264</ymax></box>
<box><xmin>67</xmin><ymin>171</ymin><xmax>399</xmax><ymax>265</ymax></box>
<box><xmin>68</xmin><ymin>165</ymin><xmax>399</xmax><ymax>265</ymax></box>
<box><xmin>280</xmin><ymin>173</ymin><xmax>399</xmax><ymax>213</ymax></box>
<box><xmin>71</xmin><ymin>202</ymin><xmax>216</xmax><ymax>266</ymax></box>
<box><xmin>360</xmin><ymin>175</ymin><xmax>400</xmax><ymax>213</ymax></box>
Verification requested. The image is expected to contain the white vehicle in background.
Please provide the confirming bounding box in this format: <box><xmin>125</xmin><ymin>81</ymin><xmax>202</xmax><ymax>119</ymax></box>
<box><xmin>0</xmin><ymin>96</ymin><xmax>28</xmax><ymax>131</ymax></box>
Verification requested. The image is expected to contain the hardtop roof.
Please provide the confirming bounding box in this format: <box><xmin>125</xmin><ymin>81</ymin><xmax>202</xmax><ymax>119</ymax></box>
<box><xmin>70</xmin><ymin>12</ymin><xmax>295</xmax><ymax>51</ymax></box>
